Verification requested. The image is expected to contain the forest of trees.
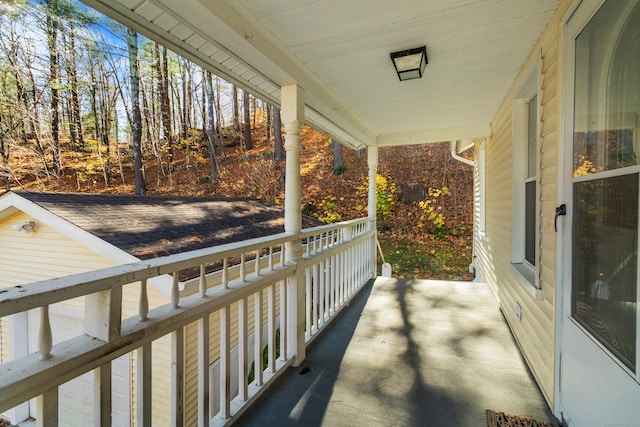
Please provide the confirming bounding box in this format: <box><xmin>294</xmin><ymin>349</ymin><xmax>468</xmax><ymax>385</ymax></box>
<box><xmin>0</xmin><ymin>1</ymin><xmax>476</xmax><ymax>281</ymax></box>
<box><xmin>0</xmin><ymin>0</ymin><xmax>297</xmax><ymax>195</ymax></box>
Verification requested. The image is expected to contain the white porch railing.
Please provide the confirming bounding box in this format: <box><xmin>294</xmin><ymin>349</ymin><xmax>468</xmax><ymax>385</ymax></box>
<box><xmin>0</xmin><ymin>217</ymin><xmax>376</xmax><ymax>427</ymax></box>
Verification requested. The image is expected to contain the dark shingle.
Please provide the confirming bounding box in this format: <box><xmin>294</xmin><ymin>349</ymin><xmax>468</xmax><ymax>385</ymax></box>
<box><xmin>15</xmin><ymin>191</ymin><xmax>319</xmax><ymax>260</ymax></box>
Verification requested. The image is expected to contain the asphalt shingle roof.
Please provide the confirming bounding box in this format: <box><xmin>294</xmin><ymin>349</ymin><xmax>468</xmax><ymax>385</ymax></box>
<box><xmin>15</xmin><ymin>191</ymin><xmax>318</xmax><ymax>260</ymax></box>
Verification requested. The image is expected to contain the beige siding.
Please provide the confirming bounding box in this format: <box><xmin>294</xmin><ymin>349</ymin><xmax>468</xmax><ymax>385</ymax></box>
<box><xmin>474</xmin><ymin>0</ymin><xmax>573</xmax><ymax>409</ymax></box>
<box><xmin>0</xmin><ymin>316</ymin><xmax>9</xmax><ymax>364</ymax></box>
<box><xmin>0</xmin><ymin>212</ymin><xmax>116</xmax><ymax>311</ymax></box>
<box><xmin>0</xmin><ymin>210</ymin><xmax>176</xmax><ymax>426</ymax></box>
<box><xmin>0</xmin><ymin>211</ymin><xmax>119</xmax><ymax>421</ymax></box>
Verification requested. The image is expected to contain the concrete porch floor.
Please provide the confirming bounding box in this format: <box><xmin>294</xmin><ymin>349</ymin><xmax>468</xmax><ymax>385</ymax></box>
<box><xmin>238</xmin><ymin>277</ymin><xmax>558</xmax><ymax>426</ymax></box>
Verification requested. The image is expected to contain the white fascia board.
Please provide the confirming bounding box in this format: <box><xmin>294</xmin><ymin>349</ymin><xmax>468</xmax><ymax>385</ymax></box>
<box><xmin>377</xmin><ymin>124</ymin><xmax>491</xmax><ymax>147</ymax></box>
<box><xmin>0</xmin><ymin>192</ymin><xmax>137</xmax><ymax>265</ymax></box>
<box><xmin>83</xmin><ymin>0</ymin><xmax>376</xmax><ymax>148</ymax></box>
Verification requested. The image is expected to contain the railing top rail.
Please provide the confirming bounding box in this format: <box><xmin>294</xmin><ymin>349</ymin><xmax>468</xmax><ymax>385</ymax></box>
<box><xmin>0</xmin><ymin>216</ymin><xmax>375</xmax><ymax>318</ymax></box>
<box><xmin>299</xmin><ymin>217</ymin><xmax>373</xmax><ymax>237</ymax></box>
<box><xmin>0</xmin><ymin>231</ymin><xmax>294</xmax><ymax>317</ymax></box>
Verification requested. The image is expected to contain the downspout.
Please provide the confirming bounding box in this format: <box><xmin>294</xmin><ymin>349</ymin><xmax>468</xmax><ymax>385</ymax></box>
<box><xmin>449</xmin><ymin>140</ymin><xmax>476</xmax><ymax>277</ymax></box>
<box><xmin>449</xmin><ymin>140</ymin><xmax>474</xmax><ymax>166</ymax></box>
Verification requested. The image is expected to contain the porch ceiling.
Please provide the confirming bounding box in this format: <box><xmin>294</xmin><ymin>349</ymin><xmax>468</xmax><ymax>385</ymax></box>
<box><xmin>82</xmin><ymin>0</ymin><xmax>560</xmax><ymax>149</ymax></box>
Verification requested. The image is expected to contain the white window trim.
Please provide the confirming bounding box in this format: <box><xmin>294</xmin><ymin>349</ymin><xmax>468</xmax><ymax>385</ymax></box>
<box><xmin>511</xmin><ymin>53</ymin><xmax>543</xmax><ymax>299</ymax></box>
<box><xmin>478</xmin><ymin>140</ymin><xmax>487</xmax><ymax>240</ymax></box>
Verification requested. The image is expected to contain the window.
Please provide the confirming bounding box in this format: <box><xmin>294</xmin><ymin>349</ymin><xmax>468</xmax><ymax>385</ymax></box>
<box><xmin>571</xmin><ymin>0</ymin><xmax>640</xmax><ymax>371</ymax></box>
<box><xmin>512</xmin><ymin>60</ymin><xmax>541</xmax><ymax>295</ymax></box>
<box><xmin>525</xmin><ymin>95</ymin><xmax>538</xmax><ymax>266</ymax></box>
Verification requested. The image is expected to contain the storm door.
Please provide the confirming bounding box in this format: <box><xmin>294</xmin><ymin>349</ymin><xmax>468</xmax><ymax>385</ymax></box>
<box><xmin>561</xmin><ymin>0</ymin><xmax>640</xmax><ymax>424</ymax></box>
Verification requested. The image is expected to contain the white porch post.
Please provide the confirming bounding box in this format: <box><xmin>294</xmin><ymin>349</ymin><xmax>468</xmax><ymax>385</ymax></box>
<box><xmin>368</xmin><ymin>147</ymin><xmax>378</xmax><ymax>276</ymax></box>
<box><xmin>367</xmin><ymin>146</ymin><xmax>378</xmax><ymax>219</ymax></box>
<box><xmin>281</xmin><ymin>84</ymin><xmax>305</xmax><ymax>366</ymax></box>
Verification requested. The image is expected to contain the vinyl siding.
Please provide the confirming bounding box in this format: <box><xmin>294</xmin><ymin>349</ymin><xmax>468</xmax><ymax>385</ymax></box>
<box><xmin>0</xmin><ymin>211</ymin><xmax>116</xmax><ymax>315</ymax></box>
<box><xmin>0</xmin><ymin>211</ymin><xmax>120</xmax><ymax>422</ymax></box>
<box><xmin>474</xmin><ymin>0</ymin><xmax>572</xmax><ymax>409</ymax></box>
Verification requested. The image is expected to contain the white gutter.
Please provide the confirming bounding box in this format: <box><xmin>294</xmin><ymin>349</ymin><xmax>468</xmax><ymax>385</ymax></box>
<box><xmin>449</xmin><ymin>140</ymin><xmax>474</xmax><ymax>166</ymax></box>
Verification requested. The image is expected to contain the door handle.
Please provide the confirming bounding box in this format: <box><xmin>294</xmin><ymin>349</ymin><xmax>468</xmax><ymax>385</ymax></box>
<box><xmin>555</xmin><ymin>204</ymin><xmax>566</xmax><ymax>232</ymax></box>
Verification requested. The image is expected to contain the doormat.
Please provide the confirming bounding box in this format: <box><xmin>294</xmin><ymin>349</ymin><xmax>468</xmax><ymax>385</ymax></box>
<box><xmin>486</xmin><ymin>410</ymin><xmax>561</xmax><ymax>427</ymax></box>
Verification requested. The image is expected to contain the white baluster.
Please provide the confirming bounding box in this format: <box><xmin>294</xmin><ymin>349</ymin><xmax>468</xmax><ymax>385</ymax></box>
<box><xmin>255</xmin><ymin>250</ymin><xmax>261</xmax><ymax>276</ymax></box>
<box><xmin>39</xmin><ymin>305</ymin><xmax>52</xmax><ymax>360</ymax></box>
<box><xmin>238</xmin><ymin>298</ymin><xmax>248</xmax><ymax>401</ymax></box>
<box><xmin>330</xmin><ymin>255</ymin><xmax>336</xmax><ymax>315</ymax></box>
<box><xmin>139</xmin><ymin>278</ymin><xmax>148</xmax><ymax>321</ymax></box>
<box><xmin>312</xmin><ymin>263</ymin><xmax>319</xmax><ymax>333</ymax></box>
<box><xmin>222</xmin><ymin>258</ymin><xmax>229</xmax><ymax>288</ymax></box>
<box><xmin>240</xmin><ymin>253</ymin><xmax>246</xmax><ymax>281</ymax></box>
<box><xmin>325</xmin><ymin>258</ymin><xmax>331</xmax><ymax>319</ymax></box>
<box><xmin>171</xmin><ymin>272</ymin><xmax>179</xmax><ymax>308</ymax></box>
<box><xmin>319</xmin><ymin>260</ymin><xmax>325</xmax><ymax>324</ymax></box>
<box><xmin>220</xmin><ymin>307</ymin><xmax>230</xmax><ymax>419</ymax></box>
<box><xmin>279</xmin><ymin>280</ymin><xmax>287</xmax><ymax>361</ymax></box>
<box><xmin>268</xmin><ymin>246</ymin><xmax>274</xmax><ymax>270</ymax></box>
<box><xmin>305</xmin><ymin>267</ymin><xmax>311</xmax><ymax>339</ymax></box>
<box><xmin>199</xmin><ymin>265</ymin><xmax>207</xmax><ymax>297</ymax></box>
<box><xmin>267</xmin><ymin>285</ymin><xmax>276</xmax><ymax>373</ymax></box>
<box><xmin>254</xmin><ymin>290</ymin><xmax>263</xmax><ymax>386</ymax></box>
<box><xmin>280</xmin><ymin>243</ymin><xmax>286</xmax><ymax>267</ymax></box>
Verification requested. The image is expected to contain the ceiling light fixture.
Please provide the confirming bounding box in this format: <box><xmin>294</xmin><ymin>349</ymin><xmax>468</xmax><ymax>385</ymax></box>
<box><xmin>390</xmin><ymin>46</ymin><xmax>428</xmax><ymax>81</ymax></box>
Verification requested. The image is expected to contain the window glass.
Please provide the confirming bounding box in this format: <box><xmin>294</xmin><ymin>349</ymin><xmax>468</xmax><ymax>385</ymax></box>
<box><xmin>571</xmin><ymin>0</ymin><xmax>640</xmax><ymax>370</ymax></box>
<box><xmin>572</xmin><ymin>174</ymin><xmax>638</xmax><ymax>370</ymax></box>
<box><xmin>525</xmin><ymin>180</ymin><xmax>536</xmax><ymax>265</ymax></box>
<box><xmin>573</xmin><ymin>1</ymin><xmax>640</xmax><ymax>175</ymax></box>
<box><xmin>527</xmin><ymin>95</ymin><xmax>538</xmax><ymax>178</ymax></box>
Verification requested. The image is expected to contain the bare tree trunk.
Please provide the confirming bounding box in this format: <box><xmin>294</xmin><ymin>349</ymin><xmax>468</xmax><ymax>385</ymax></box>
<box><xmin>128</xmin><ymin>29</ymin><xmax>146</xmax><ymax>195</ymax></box>
<box><xmin>204</xmin><ymin>70</ymin><xmax>219</xmax><ymax>183</ymax></box>
<box><xmin>243</xmin><ymin>89</ymin><xmax>253</xmax><ymax>150</ymax></box>
<box><xmin>0</xmin><ymin>130</ymin><xmax>8</xmax><ymax>191</ymax></box>
<box><xmin>201</xmin><ymin>72</ymin><xmax>206</xmax><ymax>134</ymax></box>
<box><xmin>273</xmin><ymin>107</ymin><xmax>284</xmax><ymax>162</ymax></box>
<box><xmin>67</xmin><ymin>27</ymin><xmax>84</xmax><ymax>150</ymax></box>
<box><xmin>8</xmin><ymin>45</ymin><xmax>29</xmax><ymax>147</ymax></box>
<box><xmin>45</xmin><ymin>0</ymin><xmax>62</xmax><ymax>172</ymax></box>
<box><xmin>215</xmin><ymin>76</ymin><xmax>223</xmax><ymax>129</ymax></box>
<box><xmin>266</xmin><ymin>104</ymin><xmax>271</xmax><ymax>147</ymax></box>
<box><xmin>332</xmin><ymin>139</ymin><xmax>344</xmax><ymax>173</ymax></box>
<box><xmin>180</xmin><ymin>58</ymin><xmax>190</xmax><ymax>140</ymax></box>
<box><xmin>26</xmin><ymin>67</ymin><xmax>46</xmax><ymax>157</ymax></box>
<box><xmin>156</xmin><ymin>43</ymin><xmax>172</xmax><ymax>174</ymax></box>
<box><xmin>252</xmin><ymin>96</ymin><xmax>257</xmax><ymax>128</ymax></box>
<box><xmin>232</xmin><ymin>84</ymin><xmax>239</xmax><ymax>137</ymax></box>
<box><xmin>98</xmin><ymin>68</ymin><xmax>112</xmax><ymax>186</ymax></box>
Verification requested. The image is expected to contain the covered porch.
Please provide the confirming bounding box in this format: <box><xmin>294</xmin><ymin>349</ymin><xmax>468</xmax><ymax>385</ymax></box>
<box><xmin>239</xmin><ymin>277</ymin><xmax>557</xmax><ymax>426</ymax></box>
<box><xmin>0</xmin><ymin>0</ymin><xmax>569</xmax><ymax>425</ymax></box>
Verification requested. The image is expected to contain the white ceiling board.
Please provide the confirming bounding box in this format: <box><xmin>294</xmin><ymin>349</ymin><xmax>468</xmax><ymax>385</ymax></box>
<box><xmin>237</xmin><ymin>0</ymin><xmax>559</xmax><ymax>144</ymax></box>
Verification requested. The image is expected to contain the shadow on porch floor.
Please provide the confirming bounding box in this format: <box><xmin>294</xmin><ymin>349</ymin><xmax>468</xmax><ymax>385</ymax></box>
<box><xmin>238</xmin><ymin>277</ymin><xmax>558</xmax><ymax>426</ymax></box>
